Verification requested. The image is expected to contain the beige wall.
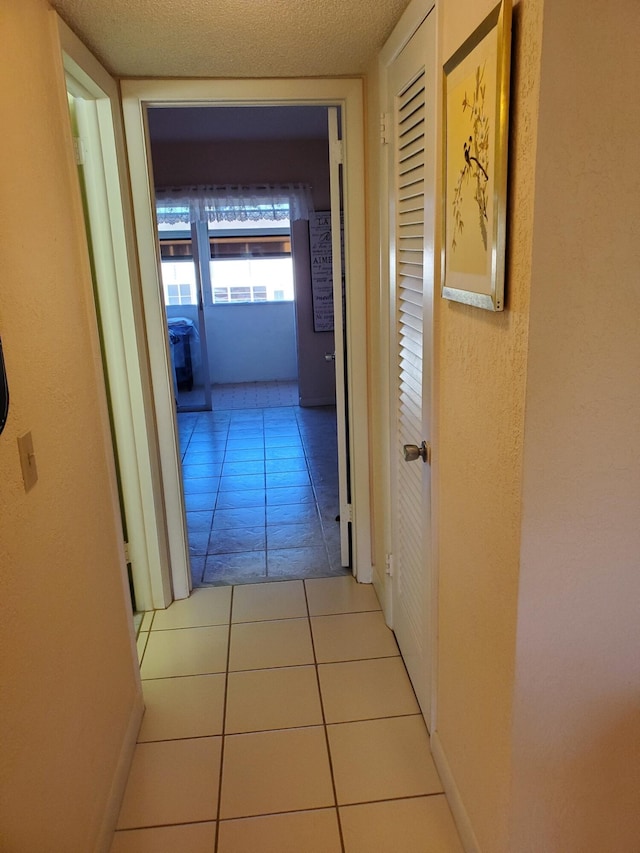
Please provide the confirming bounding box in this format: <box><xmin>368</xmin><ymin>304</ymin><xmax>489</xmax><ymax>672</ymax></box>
<box><xmin>378</xmin><ymin>0</ymin><xmax>639</xmax><ymax>849</ymax></box>
<box><xmin>509</xmin><ymin>0</ymin><xmax>640</xmax><ymax>848</ymax></box>
<box><xmin>434</xmin><ymin>0</ymin><xmax>542</xmax><ymax>848</ymax></box>
<box><xmin>365</xmin><ymin>1</ymin><xmax>541</xmax><ymax>845</ymax></box>
<box><xmin>0</xmin><ymin>1</ymin><xmax>141</xmax><ymax>850</ymax></box>
<box><xmin>150</xmin><ymin>138</ymin><xmax>332</xmax><ymax>209</ymax></box>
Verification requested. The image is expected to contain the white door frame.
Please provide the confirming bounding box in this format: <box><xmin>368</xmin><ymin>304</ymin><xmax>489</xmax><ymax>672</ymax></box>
<box><xmin>327</xmin><ymin>107</ymin><xmax>351</xmax><ymax>566</ymax></box>
<box><xmin>56</xmin><ymin>15</ymin><xmax>173</xmax><ymax>611</ymax></box>
<box><xmin>121</xmin><ymin>77</ymin><xmax>373</xmax><ymax>591</ymax></box>
<box><xmin>378</xmin><ymin>0</ymin><xmax>439</xmax><ymax>730</ymax></box>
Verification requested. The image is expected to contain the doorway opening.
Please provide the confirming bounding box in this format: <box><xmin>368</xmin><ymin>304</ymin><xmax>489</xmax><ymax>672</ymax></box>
<box><xmin>146</xmin><ymin>104</ymin><xmax>349</xmax><ymax>586</ymax></box>
<box><xmin>121</xmin><ymin>76</ymin><xmax>372</xmax><ymax>602</ymax></box>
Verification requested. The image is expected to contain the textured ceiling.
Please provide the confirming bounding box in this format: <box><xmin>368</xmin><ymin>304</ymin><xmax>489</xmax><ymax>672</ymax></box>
<box><xmin>51</xmin><ymin>0</ymin><xmax>412</xmax><ymax>79</ymax></box>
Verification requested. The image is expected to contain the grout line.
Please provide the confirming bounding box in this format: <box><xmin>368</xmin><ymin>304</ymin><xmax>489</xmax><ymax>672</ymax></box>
<box><xmin>336</xmin><ymin>790</ymin><xmax>448</xmax><ymax>810</ymax></box>
<box><xmin>147</xmin><ymin>623</ymin><xmax>230</xmax><ymax>633</ymax></box>
<box><xmin>136</xmin><ymin>631</ymin><xmax>150</xmax><ymax>667</ymax></box>
<box><xmin>217</xmin><ymin>803</ymin><xmax>339</xmax><ymax>823</ymax></box>
<box><xmin>114</xmin><ymin>817</ymin><xmax>218</xmax><ymax>833</ymax></box>
<box><xmin>303</xmin><ymin>580</ymin><xmax>347</xmax><ymax>853</ymax></box>
<box><xmin>114</xmin><ymin>791</ymin><xmax>449</xmax><ymax>837</ymax></box>
<box><xmin>139</xmin><ymin>672</ymin><xmax>226</xmax><ymax>682</ymax></box>
<box><xmin>137</xmin><ymin>732</ymin><xmax>223</xmax><ymax>745</ymax></box>
<box><xmin>325</xmin><ymin>712</ymin><xmax>424</xmax><ymax>730</ymax></box>
<box><xmin>213</xmin><ymin>587</ymin><xmax>234</xmax><ymax>853</ymax></box>
<box><xmin>216</xmin><ymin>711</ymin><xmax>423</xmax><ymax>739</ymax></box>
<box><xmin>137</xmin><ymin>647</ymin><xmax>402</xmax><ymax>682</ymax></box>
<box><xmin>139</xmin><ymin>669</ymin><xmax>227</xmax><ymax>681</ymax></box>
<box><xmin>223</xmin><ymin>721</ymin><xmax>325</xmax><ymax>738</ymax></box>
<box><xmin>217</xmin><ymin>791</ymin><xmax>448</xmax><ymax>825</ymax></box>
<box><xmin>229</xmin><ymin>614</ymin><xmax>311</xmax><ymax>626</ymax></box>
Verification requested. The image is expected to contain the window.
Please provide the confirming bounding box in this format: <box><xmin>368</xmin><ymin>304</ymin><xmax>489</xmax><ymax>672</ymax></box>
<box><xmin>209</xmin><ymin>257</ymin><xmax>293</xmax><ymax>304</ymax></box>
<box><xmin>159</xmin><ymin>242</ymin><xmax>197</xmax><ymax>306</ymax></box>
<box><xmin>166</xmin><ymin>283</ymin><xmax>195</xmax><ymax>305</ymax></box>
<box><xmin>155</xmin><ymin>184</ymin><xmax>310</xmax><ymax>306</ymax></box>
<box><xmin>158</xmin><ymin>230</ymin><xmax>294</xmax><ymax>306</ymax></box>
<box><xmin>208</xmin><ymin>233</ymin><xmax>293</xmax><ymax>304</ymax></box>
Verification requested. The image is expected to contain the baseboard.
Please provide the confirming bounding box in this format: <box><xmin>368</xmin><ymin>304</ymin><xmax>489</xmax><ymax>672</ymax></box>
<box><xmin>371</xmin><ymin>564</ymin><xmax>389</xmax><ymax>622</ymax></box>
<box><xmin>94</xmin><ymin>689</ymin><xmax>144</xmax><ymax>853</ymax></box>
<box><xmin>298</xmin><ymin>396</ymin><xmax>336</xmax><ymax>407</ymax></box>
<box><xmin>430</xmin><ymin>730</ymin><xmax>482</xmax><ymax>853</ymax></box>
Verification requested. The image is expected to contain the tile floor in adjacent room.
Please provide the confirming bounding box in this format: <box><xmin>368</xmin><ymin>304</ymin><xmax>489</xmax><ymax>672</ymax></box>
<box><xmin>177</xmin><ymin>380</ymin><xmax>301</xmax><ymax>412</ymax></box>
<box><xmin>178</xmin><ymin>392</ymin><xmax>348</xmax><ymax>586</ymax></box>
<box><xmin>118</xmin><ymin>577</ymin><xmax>463</xmax><ymax>853</ymax></box>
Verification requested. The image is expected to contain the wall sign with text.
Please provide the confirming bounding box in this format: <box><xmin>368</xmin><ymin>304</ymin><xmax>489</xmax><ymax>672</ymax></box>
<box><xmin>309</xmin><ymin>211</ymin><xmax>343</xmax><ymax>332</ymax></box>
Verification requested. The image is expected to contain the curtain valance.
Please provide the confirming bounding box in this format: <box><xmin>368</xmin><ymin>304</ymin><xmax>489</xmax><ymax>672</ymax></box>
<box><xmin>155</xmin><ymin>183</ymin><xmax>313</xmax><ymax>225</ymax></box>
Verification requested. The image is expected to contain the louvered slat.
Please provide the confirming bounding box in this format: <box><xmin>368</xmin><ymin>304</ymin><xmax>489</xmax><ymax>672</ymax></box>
<box><xmin>399</xmin><ymin>104</ymin><xmax>426</xmax><ymax>138</ymax></box>
<box><xmin>399</xmin><ymin>299</ymin><xmax>422</xmax><ymax>321</ymax></box>
<box><xmin>395</xmin><ymin>218</ymin><xmax>424</xmax><ymax>239</ymax></box>
<box><xmin>399</xmin><ymin>247</ymin><xmax>423</xmax><ymax>260</ymax></box>
<box><xmin>399</xmin><ymin>289</ymin><xmax>422</xmax><ymax>309</ymax></box>
<box><xmin>395</xmin><ymin>68</ymin><xmax>426</xmax><ymax>658</ymax></box>
<box><xmin>400</xmin><ymin>328</ymin><xmax>422</xmax><ymax>358</ymax></box>
<box><xmin>399</xmin><ymin>134</ymin><xmax>426</xmax><ymax>164</ymax></box>
<box><xmin>399</xmin><ymin>176</ymin><xmax>424</xmax><ymax>195</ymax></box>
<box><xmin>398</xmin><ymin>198</ymin><xmax>423</xmax><ymax>218</ymax></box>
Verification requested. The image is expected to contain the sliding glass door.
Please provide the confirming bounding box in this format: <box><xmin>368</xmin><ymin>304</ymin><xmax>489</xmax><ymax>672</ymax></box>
<box><xmin>156</xmin><ymin>195</ymin><xmax>300</xmax><ymax>413</ymax></box>
<box><xmin>158</xmin><ymin>223</ymin><xmax>212</xmax><ymax>411</ymax></box>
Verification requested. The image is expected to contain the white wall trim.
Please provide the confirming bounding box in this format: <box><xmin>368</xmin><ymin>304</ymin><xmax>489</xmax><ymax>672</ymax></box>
<box><xmin>431</xmin><ymin>731</ymin><xmax>481</xmax><ymax>853</ymax></box>
<box><xmin>379</xmin><ymin>0</ymin><xmax>436</xmax><ymax>67</ymax></box>
<box><xmin>56</xmin><ymin>14</ymin><xmax>173</xmax><ymax>611</ymax></box>
<box><xmin>94</xmin><ymin>692</ymin><xmax>144</xmax><ymax>853</ymax></box>
<box><xmin>375</xmin><ymin>0</ymin><xmax>438</xmax><ymax>626</ymax></box>
<box><xmin>377</xmin><ymin>0</ymin><xmax>440</xmax><ymax>728</ymax></box>
<box><xmin>121</xmin><ymin>77</ymin><xmax>373</xmax><ymax>587</ymax></box>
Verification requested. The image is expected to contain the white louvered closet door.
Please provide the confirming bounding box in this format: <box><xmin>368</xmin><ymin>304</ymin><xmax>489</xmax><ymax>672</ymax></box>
<box><xmin>389</xmin><ymin>10</ymin><xmax>436</xmax><ymax>723</ymax></box>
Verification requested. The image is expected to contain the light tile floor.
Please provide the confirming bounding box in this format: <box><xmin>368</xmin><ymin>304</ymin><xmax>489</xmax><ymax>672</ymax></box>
<box><xmin>119</xmin><ymin>577</ymin><xmax>463</xmax><ymax>853</ymax></box>
<box><xmin>178</xmin><ymin>396</ymin><xmax>348</xmax><ymax>586</ymax></box>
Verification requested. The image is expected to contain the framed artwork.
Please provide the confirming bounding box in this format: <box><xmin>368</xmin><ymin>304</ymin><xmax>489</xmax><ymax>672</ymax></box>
<box><xmin>442</xmin><ymin>0</ymin><xmax>512</xmax><ymax>311</ymax></box>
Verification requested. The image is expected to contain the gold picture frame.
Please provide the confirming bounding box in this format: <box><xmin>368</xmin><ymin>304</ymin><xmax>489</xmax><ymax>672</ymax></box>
<box><xmin>442</xmin><ymin>0</ymin><xmax>512</xmax><ymax>311</ymax></box>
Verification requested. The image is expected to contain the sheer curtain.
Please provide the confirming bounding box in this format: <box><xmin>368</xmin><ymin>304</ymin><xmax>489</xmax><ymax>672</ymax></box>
<box><xmin>155</xmin><ymin>183</ymin><xmax>314</xmax><ymax>225</ymax></box>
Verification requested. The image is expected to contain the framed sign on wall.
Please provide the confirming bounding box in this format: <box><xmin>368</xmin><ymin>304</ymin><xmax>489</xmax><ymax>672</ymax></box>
<box><xmin>309</xmin><ymin>210</ymin><xmax>344</xmax><ymax>332</ymax></box>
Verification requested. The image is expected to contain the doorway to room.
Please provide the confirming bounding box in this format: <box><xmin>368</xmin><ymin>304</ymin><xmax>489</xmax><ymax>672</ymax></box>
<box><xmin>145</xmin><ymin>105</ymin><xmax>349</xmax><ymax>586</ymax></box>
<box><xmin>121</xmin><ymin>76</ymin><xmax>372</xmax><ymax>602</ymax></box>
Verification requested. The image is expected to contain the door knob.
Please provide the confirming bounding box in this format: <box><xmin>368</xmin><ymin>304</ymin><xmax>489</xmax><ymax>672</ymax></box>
<box><xmin>325</xmin><ymin>352</ymin><xmax>336</xmax><ymax>361</ymax></box>
<box><xmin>403</xmin><ymin>441</ymin><xmax>431</xmax><ymax>464</ymax></box>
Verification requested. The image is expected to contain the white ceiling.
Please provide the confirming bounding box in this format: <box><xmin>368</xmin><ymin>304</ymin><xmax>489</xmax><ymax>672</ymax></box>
<box><xmin>51</xmin><ymin>0</ymin><xmax>412</xmax><ymax>79</ymax></box>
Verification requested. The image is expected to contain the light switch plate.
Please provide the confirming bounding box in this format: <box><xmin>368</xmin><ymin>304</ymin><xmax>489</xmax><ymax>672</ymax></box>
<box><xmin>18</xmin><ymin>431</ymin><xmax>38</xmax><ymax>492</ymax></box>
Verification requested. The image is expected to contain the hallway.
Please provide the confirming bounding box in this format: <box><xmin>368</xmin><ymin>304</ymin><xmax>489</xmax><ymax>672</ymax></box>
<box><xmin>116</xmin><ymin>576</ymin><xmax>463</xmax><ymax>852</ymax></box>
